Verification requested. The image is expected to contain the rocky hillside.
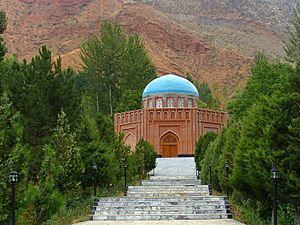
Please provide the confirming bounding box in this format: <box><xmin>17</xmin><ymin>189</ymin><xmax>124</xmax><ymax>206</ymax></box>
<box><xmin>0</xmin><ymin>0</ymin><xmax>299</xmax><ymax>98</ymax></box>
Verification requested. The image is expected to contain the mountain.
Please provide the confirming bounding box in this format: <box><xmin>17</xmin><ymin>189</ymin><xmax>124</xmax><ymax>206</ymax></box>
<box><xmin>1</xmin><ymin>0</ymin><xmax>299</xmax><ymax>98</ymax></box>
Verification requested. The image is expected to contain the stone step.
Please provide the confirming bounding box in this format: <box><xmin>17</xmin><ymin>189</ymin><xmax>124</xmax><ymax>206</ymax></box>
<box><xmin>141</xmin><ymin>181</ymin><xmax>200</xmax><ymax>186</ymax></box>
<box><xmin>93</xmin><ymin>208</ymin><xmax>229</xmax><ymax>215</ymax></box>
<box><xmin>127</xmin><ymin>190</ymin><xmax>209</xmax><ymax>194</ymax></box>
<box><xmin>94</xmin><ymin>202</ymin><xmax>227</xmax><ymax>207</ymax></box>
<box><xmin>93</xmin><ymin>203</ymin><xmax>229</xmax><ymax>211</ymax></box>
<box><xmin>95</xmin><ymin>196</ymin><xmax>228</xmax><ymax>203</ymax></box>
<box><xmin>127</xmin><ymin>189</ymin><xmax>208</xmax><ymax>193</ymax></box>
<box><xmin>128</xmin><ymin>185</ymin><xmax>207</xmax><ymax>190</ymax></box>
<box><xmin>127</xmin><ymin>190</ymin><xmax>209</xmax><ymax>195</ymax></box>
<box><xmin>90</xmin><ymin>158</ymin><xmax>233</xmax><ymax>221</ymax></box>
<box><xmin>150</xmin><ymin>176</ymin><xmax>197</xmax><ymax>180</ymax></box>
<box><xmin>92</xmin><ymin>213</ymin><xmax>231</xmax><ymax>220</ymax></box>
<box><xmin>127</xmin><ymin>190</ymin><xmax>209</xmax><ymax>193</ymax></box>
<box><xmin>126</xmin><ymin>193</ymin><xmax>210</xmax><ymax>197</ymax></box>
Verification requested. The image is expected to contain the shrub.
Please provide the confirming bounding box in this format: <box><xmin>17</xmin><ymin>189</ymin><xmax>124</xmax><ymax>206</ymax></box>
<box><xmin>135</xmin><ymin>139</ymin><xmax>157</xmax><ymax>174</ymax></box>
<box><xmin>18</xmin><ymin>182</ymin><xmax>64</xmax><ymax>225</ymax></box>
<box><xmin>194</xmin><ymin>131</ymin><xmax>218</xmax><ymax>171</ymax></box>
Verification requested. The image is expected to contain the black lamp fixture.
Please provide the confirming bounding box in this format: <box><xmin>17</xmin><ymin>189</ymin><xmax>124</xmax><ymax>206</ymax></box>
<box><xmin>225</xmin><ymin>161</ymin><xmax>229</xmax><ymax>198</ymax></box>
<box><xmin>9</xmin><ymin>171</ymin><xmax>18</xmax><ymax>225</ymax></box>
<box><xmin>208</xmin><ymin>163</ymin><xmax>212</xmax><ymax>195</ymax></box>
<box><xmin>271</xmin><ymin>167</ymin><xmax>279</xmax><ymax>225</ymax></box>
<box><xmin>92</xmin><ymin>163</ymin><xmax>97</xmax><ymax>197</ymax></box>
<box><xmin>138</xmin><ymin>163</ymin><xmax>141</xmax><ymax>185</ymax></box>
<box><xmin>124</xmin><ymin>158</ymin><xmax>127</xmax><ymax>196</ymax></box>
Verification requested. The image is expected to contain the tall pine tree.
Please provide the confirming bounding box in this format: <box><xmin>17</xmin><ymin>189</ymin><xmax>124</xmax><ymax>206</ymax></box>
<box><xmin>80</xmin><ymin>21</ymin><xmax>156</xmax><ymax>115</ymax></box>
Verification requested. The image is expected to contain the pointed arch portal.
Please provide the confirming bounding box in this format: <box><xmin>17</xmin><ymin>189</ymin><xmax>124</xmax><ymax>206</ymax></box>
<box><xmin>124</xmin><ymin>133</ymin><xmax>136</xmax><ymax>151</ymax></box>
<box><xmin>161</xmin><ymin>132</ymin><xmax>178</xmax><ymax>157</ymax></box>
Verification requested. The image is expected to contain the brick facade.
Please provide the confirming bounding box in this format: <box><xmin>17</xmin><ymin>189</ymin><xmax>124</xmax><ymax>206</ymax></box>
<box><xmin>114</xmin><ymin>107</ymin><xmax>227</xmax><ymax>157</ymax></box>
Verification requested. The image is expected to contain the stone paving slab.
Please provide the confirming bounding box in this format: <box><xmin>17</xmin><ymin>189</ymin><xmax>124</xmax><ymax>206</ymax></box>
<box><xmin>151</xmin><ymin>157</ymin><xmax>196</xmax><ymax>177</ymax></box>
<box><xmin>74</xmin><ymin>219</ymin><xmax>244</xmax><ymax>225</ymax></box>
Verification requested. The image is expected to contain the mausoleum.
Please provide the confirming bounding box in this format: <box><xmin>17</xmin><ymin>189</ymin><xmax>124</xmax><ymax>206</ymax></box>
<box><xmin>114</xmin><ymin>74</ymin><xmax>228</xmax><ymax>157</ymax></box>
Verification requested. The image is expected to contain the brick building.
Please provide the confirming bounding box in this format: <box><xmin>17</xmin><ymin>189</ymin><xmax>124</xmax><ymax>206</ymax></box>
<box><xmin>114</xmin><ymin>74</ymin><xmax>228</xmax><ymax>157</ymax></box>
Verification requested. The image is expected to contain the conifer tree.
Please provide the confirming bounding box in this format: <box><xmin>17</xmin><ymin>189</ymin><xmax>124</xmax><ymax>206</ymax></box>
<box><xmin>0</xmin><ymin>9</ymin><xmax>7</xmax><ymax>62</ymax></box>
<box><xmin>0</xmin><ymin>92</ymin><xmax>28</xmax><ymax>224</ymax></box>
<box><xmin>285</xmin><ymin>4</ymin><xmax>300</xmax><ymax>62</ymax></box>
<box><xmin>40</xmin><ymin>110</ymin><xmax>83</xmax><ymax>192</ymax></box>
<box><xmin>81</xmin><ymin>21</ymin><xmax>126</xmax><ymax>115</ymax></box>
<box><xmin>80</xmin><ymin>21</ymin><xmax>156</xmax><ymax>115</ymax></box>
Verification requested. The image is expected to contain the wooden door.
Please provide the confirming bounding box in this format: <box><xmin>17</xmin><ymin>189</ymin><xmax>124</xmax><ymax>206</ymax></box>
<box><xmin>161</xmin><ymin>133</ymin><xmax>178</xmax><ymax>157</ymax></box>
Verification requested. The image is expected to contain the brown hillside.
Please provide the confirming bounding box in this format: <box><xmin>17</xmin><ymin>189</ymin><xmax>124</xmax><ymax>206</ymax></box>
<box><xmin>1</xmin><ymin>0</ymin><xmax>297</xmax><ymax>99</ymax></box>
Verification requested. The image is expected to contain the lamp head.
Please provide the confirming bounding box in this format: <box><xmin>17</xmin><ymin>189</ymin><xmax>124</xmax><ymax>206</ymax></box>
<box><xmin>225</xmin><ymin>161</ymin><xmax>229</xmax><ymax>168</ymax></box>
<box><xmin>92</xmin><ymin>163</ymin><xmax>97</xmax><ymax>170</ymax></box>
<box><xmin>271</xmin><ymin>167</ymin><xmax>279</xmax><ymax>180</ymax></box>
<box><xmin>9</xmin><ymin>171</ymin><xmax>18</xmax><ymax>183</ymax></box>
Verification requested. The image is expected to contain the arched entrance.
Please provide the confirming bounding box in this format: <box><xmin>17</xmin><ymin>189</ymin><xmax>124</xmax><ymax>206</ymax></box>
<box><xmin>124</xmin><ymin>133</ymin><xmax>136</xmax><ymax>151</ymax></box>
<box><xmin>161</xmin><ymin>132</ymin><xmax>178</xmax><ymax>157</ymax></box>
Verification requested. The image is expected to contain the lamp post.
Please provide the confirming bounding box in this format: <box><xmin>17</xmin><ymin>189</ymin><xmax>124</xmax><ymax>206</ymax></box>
<box><xmin>271</xmin><ymin>167</ymin><xmax>279</xmax><ymax>225</ymax></box>
<box><xmin>209</xmin><ymin>163</ymin><xmax>212</xmax><ymax>195</ymax></box>
<box><xmin>92</xmin><ymin>163</ymin><xmax>97</xmax><ymax>197</ymax></box>
<box><xmin>138</xmin><ymin>164</ymin><xmax>141</xmax><ymax>185</ymax></box>
<box><xmin>82</xmin><ymin>169</ymin><xmax>86</xmax><ymax>199</ymax></box>
<box><xmin>9</xmin><ymin>171</ymin><xmax>18</xmax><ymax>225</ymax></box>
<box><xmin>196</xmin><ymin>168</ymin><xmax>200</xmax><ymax>180</ymax></box>
<box><xmin>225</xmin><ymin>161</ymin><xmax>229</xmax><ymax>198</ymax></box>
<box><xmin>124</xmin><ymin>158</ymin><xmax>127</xmax><ymax>196</ymax></box>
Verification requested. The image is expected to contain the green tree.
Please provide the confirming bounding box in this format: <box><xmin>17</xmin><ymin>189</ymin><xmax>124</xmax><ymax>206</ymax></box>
<box><xmin>198</xmin><ymin>82</ymin><xmax>220</xmax><ymax>109</ymax></box>
<box><xmin>80</xmin><ymin>21</ymin><xmax>126</xmax><ymax>115</ymax></box>
<box><xmin>194</xmin><ymin>131</ymin><xmax>217</xmax><ymax>172</ymax></box>
<box><xmin>39</xmin><ymin>110</ymin><xmax>83</xmax><ymax>192</ymax></box>
<box><xmin>200</xmin><ymin>129</ymin><xmax>226</xmax><ymax>191</ymax></box>
<box><xmin>227</xmin><ymin>53</ymin><xmax>292</xmax><ymax>119</ymax></box>
<box><xmin>186</xmin><ymin>72</ymin><xmax>220</xmax><ymax>109</ymax></box>
<box><xmin>285</xmin><ymin>5</ymin><xmax>300</xmax><ymax>62</ymax></box>
<box><xmin>77</xmin><ymin>110</ymin><xmax>122</xmax><ymax>187</ymax></box>
<box><xmin>135</xmin><ymin>139</ymin><xmax>157</xmax><ymax>175</ymax></box>
<box><xmin>80</xmin><ymin>21</ymin><xmax>156</xmax><ymax>115</ymax></box>
<box><xmin>215</xmin><ymin>120</ymin><xmax>240</xmax><ymax>195</ymax></box>
<box><xmin>121</xmin><ymin>34</ymin><xmax>156</xmax><ymax>92</ymax></box>
<box><xmin>0</xmin><ymin>9</ymin><xmax>7</xmax><ymax>62</ymax></box>
<box><xmin>0</xmin><ymin>92</ymin><xmax>29</xmax><ymax>224</ymax></box>
<box><xmin>4</xmin><ymin>47</ymin><xmax>81</xmax><ymax>179</ymax></box>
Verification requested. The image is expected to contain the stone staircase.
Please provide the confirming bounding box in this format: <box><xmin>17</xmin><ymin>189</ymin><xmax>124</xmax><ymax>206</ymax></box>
<box><xmin>91</xmin><ymin>174</ymin><xmax>232</xmax><ymax>220</ymax></box>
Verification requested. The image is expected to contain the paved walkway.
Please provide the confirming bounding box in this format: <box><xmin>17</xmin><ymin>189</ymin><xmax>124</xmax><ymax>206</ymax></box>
<box><xmin>151</xmin><ymin>157</ymin><xmax>196</xmax><ymax>176</ymax></box>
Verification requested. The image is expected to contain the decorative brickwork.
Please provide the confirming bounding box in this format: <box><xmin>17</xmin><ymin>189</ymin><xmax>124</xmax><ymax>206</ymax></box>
<box><xmin>114</xmin><ymin>108</ymin><xmax>227</xmax><ymax>157</ymax></box>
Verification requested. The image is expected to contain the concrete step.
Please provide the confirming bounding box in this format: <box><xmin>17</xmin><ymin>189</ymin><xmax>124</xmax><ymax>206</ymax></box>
<box><xmin>127</xmin><ymin>192</ymin><xmax>210</xmax><ymax>197</ymax></box>
<box><xmin>150</xmin><ymin>176</ymin><xmax>197</xmax><ymax>180</ymax></box>
<box><xmin>95</xmin><ymin>201</ymin><xmax>228</xmax><ymax>207</ymax></box>
<box><xmin>92</xmin><ymin>213</ymin><xmax>231</xmax><ymax>220</ymax></box>
<box><xmin>93</xmin><ymin>205</ymin><xmax>228</xmax><ymax>211</ymax></box>
<box><xmin>127</xmin><ymin>190</ymin><xmax>209</xmax><ymax>193</ymax></box>
<box><xmin>95</xmin><ymin>196</ymin><xmax>228</xmax><ymax>203</ymax></box>
<box><xmin>128</xmin><ymin>185</ymin><xmax>207</xmax><ymax>190</ymax></box>
<box><xmin>141</xmin><ymin>180</ymin><xmax>200</xmax><ymax>186</ymax></box>
<box><xmin>93</xmin><ymin>209</ymin><xmax>229</xmax><ymax>215</ymax></box>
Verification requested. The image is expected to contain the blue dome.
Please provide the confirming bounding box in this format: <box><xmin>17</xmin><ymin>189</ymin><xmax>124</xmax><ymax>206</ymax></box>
<box><xmin>143</xmin><ymin>74</ymin><xmax>199</xmax><ymax>98</ymax></box>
